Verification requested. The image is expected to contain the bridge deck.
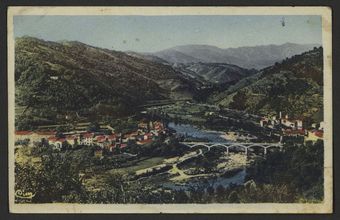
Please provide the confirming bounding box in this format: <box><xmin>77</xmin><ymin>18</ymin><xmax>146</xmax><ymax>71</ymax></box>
<box><xmin>179</xmin><ymin>142</ymin><xmax>283</xmax><ymax>154</ymax></box>
<box><xmin>180</xmin><ymin>142</ymin><xmax>283</xmax><ymax>146</ymax></box>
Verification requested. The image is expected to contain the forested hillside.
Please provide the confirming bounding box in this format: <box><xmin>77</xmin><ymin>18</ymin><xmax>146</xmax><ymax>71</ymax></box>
<box><xmin>210</xmin><ymin>47</ymin><xmax>323</xmax><ymax>121</ymax></box>
<box><xmin>15</xmin><ymin>37</ymin><xmax>195</xmax><ymax>128</ymax></box>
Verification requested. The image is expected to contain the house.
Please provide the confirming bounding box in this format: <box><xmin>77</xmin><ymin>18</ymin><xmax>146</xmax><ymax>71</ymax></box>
<box><xmin>143</xmin><ymin>133</ymin><xmax>153</xmax><ymax>140</ymax></box>
<box><xmin>80</xmin><ymin>133</ymin><xmax>94</xmax><ymax>146</ymax></box>
<box><xmin>311</xmin><ymin>121</ymin><xmax>324</xmax><ymax>130</ymax></box>
<box><xmin>295</xmin><ymin>119</ymin><xmax>303</xmax><ymax>129</ymax></box>
<box><xmin>124</xmin><ymin>132</ymin><xmax>137</xmax><ymax>141</ymax></box>
<box><xmin>121</xmin><ymin>137</ymin><xmax>129</xmax><ymax>143</ymax></box>
<box><xmin>305</xmin><ymin>130</ymin><xmax>323</xmax><ymax>142</ymax></box>
<box><xmin>319</xmin><ymin>121</ymin><xmax>325</xmax><ymax>130</ymax></box>
<box><xmin>138</xmin><ymin>122</ymin><xmax>148</xmax><ymax>130</ymax></box>
<box><xmin>95</xmin><ymin>135</ymin><xmax>107</xmax><ymax>148</ymax></box>
<box><xmin>154</xmin><ymin>121</ymin><xmax>164</xmax><ymax>131</ymax></box>
<box><xmin>281</xmin><ymin>119</ymin><xmax>296</xmax><ymax>129</ymax></box>
<box><xmin>66</xmin><ymin>135</ymin><xmax>78</xmax><ymax>147</ymax></box>
<box><xmin>15</xmin><ymin>130</ymin><xmax>58</xmax><ymax>146</ymax></box>
<box><xmin>15</xmin><ymin>131</ymin><xmax>33</xmax><ymax>142</ymax></box>
<box><xmin>311</xmin><ymin>123</ymin><xmax>318</xmax><ymax>129</ymax></box>
<box><xmin>109</xmin><ymin>144</ymin><xmax>115</xmax><ymax>152</ymax></box>
<box><xmin>94</xmin><ymin>148</ymin><xmax>103</xmax><ymax>158</ymax></box>
<box><xmin>260</xmin><ymin>118</ymin><xmax>269</xmax><ymax>127</ymax></box>
<box><xmin>280</xmin><ymin>117</ymin><xmax>303</xmax><ymax>130</ymax></box>
<box><xmin>260</xmin><ymin>111</ymin><xmax>304</xmax><ymax>130</ymax></box>
<box><xmin>107</xmin><ymin>134</ymin><xmax>117</xmax><ymax>144</ymax></box>
<box><xmin>283</xmin><ymin>128</ymin><xmax>306</xmax><ymax>137</ymax></box>
<box><xmin>31</xmin><ymin>131</ymin><xmax>57</xmax><ymax>142</ymax></box>
<box><xmin>48</xmin><ymin>137</ymin><xmax>65</xmax><ymax>151</ymax></box>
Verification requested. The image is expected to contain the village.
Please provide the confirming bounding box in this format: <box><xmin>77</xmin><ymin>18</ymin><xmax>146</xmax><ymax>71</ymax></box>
<box><xmin>15</xmin><ymin>120</ymin><xmax>169</xmax><ymax>158</ymax></box>
<box><xmin>259</xmin><ymin>111</ymin><xmax>324</xmax><ymax>143</ymax></box>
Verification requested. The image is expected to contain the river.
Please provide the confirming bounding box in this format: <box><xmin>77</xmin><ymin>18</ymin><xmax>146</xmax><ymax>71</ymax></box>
<box><xmin>165</xmin><ymin>122</ymin><xmax>247</xmax><ymax>190</ymax></box>
<box><xmin>168</xmin><ymin>122</ymin><xmax>231</xmax><ymax>142</ymax></box>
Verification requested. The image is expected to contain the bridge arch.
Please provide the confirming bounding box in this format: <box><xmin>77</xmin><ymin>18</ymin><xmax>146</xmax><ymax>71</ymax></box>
<box><xmin>210</xmin><ymin>144</ymin><xmax>229</xmax><ymax>149</ymax></box>
<box><xmin>189</xmin><ymin>144</ymin><xmax>211</xmax><ymax>150</ymax></box>
<box><xmin>208</xmin><ymin>144</ymin><xmax>230</xmax><ymax>154</ymax></box>
<box><xmin>228</xmin><ymin>144</ymin><xmax>249</xmax><ymax>154</ymax></box>
<box><xmin>248</xmin><ymin>144</ymin><xmax>283</xmax><ymax>154</ymax></box>
<box><xmin>247</xmin><ymin>144</ymin><xmax>267</xmax><ymax>155</ymax></box>
<box><xmin>265</xmin><ymin>145</ymin><xmax>283</xmax><ymax>151</ymax></box>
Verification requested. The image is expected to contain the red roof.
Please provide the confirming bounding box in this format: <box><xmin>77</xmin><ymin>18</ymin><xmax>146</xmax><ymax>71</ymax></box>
<box><xmin>83</xmin><ymin>133</ymin><xmax>94</xmax><ymax>138</ymax></box>
<box><xmin>66</xmin><ymin>135</ymin><xmax>76</xmax><ymax>140</ymax></box>
<box><xmin>126</xmin><ymin>132</ymin><xmax>141</xmax><ymax>139</ymax></box>
<box><xmin>137</xmin><ymin>139</ymin><xmax>152</xmax><ymax>145</ymax></box>
<box><xmin>15</xmin><ymin>131</ymin><xmax>33</xmax><ymax>135</ymax></box>
<box><xmin>48</xmin><ymin>137</ymin><xmax>58</xmax><ymax>142</ymax></box>
<box><xmin>96</xmin><ymin>136</ymin><xmax>106</xmax><ymax>142</ymax></box>
<box><xmin>314</xmin><ymin>130</ymin><xmax>323</xmax><ymax>138</ymax></box>
<box><xmin>107</xmin><ymin>135</ymin><xmax>116</xmax><ymax>140</ymax></box>
<box><xmin>35</xmin><ymin>131</ymin><xmax>56</xmax><ymax>135</ymax></box>
<box><xmin>48</xmin><ymin>137</ymin><xmax>65</xmax><ymax>142</ymax></box>
<box><xmin>58</xmin><ymin>138</ymin><xmax>66</xmax><ymax>142</ymax></box>
<box><xmin>120</xmin><ymin>144</ymin><xmax>127</xmax><ymax>148</ymax></box>
<box><xmin>284</xmin><ymin>129</ymin><xmax>305</xmax><ymax>135</ymax></box>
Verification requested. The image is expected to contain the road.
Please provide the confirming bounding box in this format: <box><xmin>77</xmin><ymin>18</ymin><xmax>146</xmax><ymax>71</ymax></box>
<box><xmin>169</xmin><ymin>149</ymin><xmax>206</xmax><ymax>181</ymax></box>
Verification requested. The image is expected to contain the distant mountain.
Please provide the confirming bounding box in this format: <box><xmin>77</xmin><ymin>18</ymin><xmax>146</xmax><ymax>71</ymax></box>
<box><xmin>15</xmin><ymin>37</ymin><xmax>195</xmax><ymax>128</ymax></box>
<box><xmin>152</xmin><ymin>49</ymin><xmax>203</xmax><ymax>64</ymax></box>
<box><xmin>209</xmin><ymin>47</ymin><xmax>323</xmax><ymax>120</ymax></box>
<box><xmin>125</xmin><ymin>51</ymin><xmax>169</xmax><ymax>65</ymax></box>
<box><xmin>152</xmin><ymin>43</ymin><xmax>320</xmax><ymax>69</ymax></box>
<box><xmin>173</xmin><ymin>62</ymin><xmax>256</xmax><ymax>85</ymax></box>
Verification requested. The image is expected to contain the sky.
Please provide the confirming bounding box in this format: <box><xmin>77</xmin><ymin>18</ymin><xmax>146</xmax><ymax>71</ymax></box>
<box><xmin>13</xmin><ymin>15</ymin><xmax>322</xmax><ymax>52</ymax></box>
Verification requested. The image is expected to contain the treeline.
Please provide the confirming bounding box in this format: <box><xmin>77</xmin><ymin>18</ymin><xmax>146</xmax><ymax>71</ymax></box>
<box><xmin>245</xmin><ymin>139</ymin><xmax>324</xmax><ymax>202</ymax></box>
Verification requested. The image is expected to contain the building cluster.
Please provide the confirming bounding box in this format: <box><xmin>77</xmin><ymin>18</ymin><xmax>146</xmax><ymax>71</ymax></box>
<box><xmin>260</xmin><ymin>112</ymin><xmax>303</xmax><ymax>130</ymax></box>
<box><xmin>259</xmin><ymin>112</ymin><xmax>324</xmax><ymax>142</ymax></box>
<box><xmin>15</xmin><ymin>121</ymin><xmax>167</xmax><ymax>154</ymax></box>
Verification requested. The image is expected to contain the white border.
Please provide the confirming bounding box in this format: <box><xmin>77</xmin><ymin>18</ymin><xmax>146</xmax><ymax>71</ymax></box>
<box><xmin>8</xmin><ymin>6</ymin><xmax>333</xmax><ymax>213</ymax></box>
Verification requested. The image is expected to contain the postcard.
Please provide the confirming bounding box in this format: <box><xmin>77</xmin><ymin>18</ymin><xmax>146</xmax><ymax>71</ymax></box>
<box><xmin>8</xmin><ymin>6</ymin><xmax>332</xmax><ymax>213</ymax></box>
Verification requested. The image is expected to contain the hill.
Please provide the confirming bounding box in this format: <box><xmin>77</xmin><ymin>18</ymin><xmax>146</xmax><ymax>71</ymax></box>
<box><xmin>15</xmin><ymin>37</ymin><xmax>195</xmax><ymax>129</ymax></box>
<box><xmin>173</xmin><ymin>62</ymin><xmax>256</xmax><ymax>85</ymax></box>
<box><xmin>152</xmin><ymin>43</ymin><xmax>320</xmax><ymax>69</ymax></box>
<box><xmin>209</xmin><ymin>47</ymin><xmax>323</xmax><ymax>121</ymax></box>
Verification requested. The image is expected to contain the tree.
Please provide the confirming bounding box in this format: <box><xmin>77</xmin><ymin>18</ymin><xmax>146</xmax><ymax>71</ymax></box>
<box><xmin>228</xmin><ymin>191</ymin><xmax>240</xmax><ymax>203</ymax></box>
<box><xmin>15</xmin><ymin>151</ymin><xmax>86</xmax><ymax>203</ymax></box>
<box><xmin>216</xmin><ymin>185</ymin><xmax>226</xmax><ymax>202</ymax></box>
<box><xmin>103</xmin><ymin>171</ymin><xmax>128</xmax><ymax>203</ymax></box>
<box><xmin>229</xmin><ymin>91</ymin><xmax>247</xmax><ymax>110</ymax></box>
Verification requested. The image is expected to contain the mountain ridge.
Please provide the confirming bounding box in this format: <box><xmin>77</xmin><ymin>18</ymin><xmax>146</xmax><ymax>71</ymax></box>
<box><xmin>151</xmin><ymin>42</ymin><xmax>320</xmax><ymax>69</ymax></box>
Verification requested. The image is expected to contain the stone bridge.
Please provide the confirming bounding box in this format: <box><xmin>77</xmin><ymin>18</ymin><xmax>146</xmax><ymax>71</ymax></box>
<box><xmin>180</xmin><ymin>142</ymin><xmax>283</xmax><ymax>155</ymax></box>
